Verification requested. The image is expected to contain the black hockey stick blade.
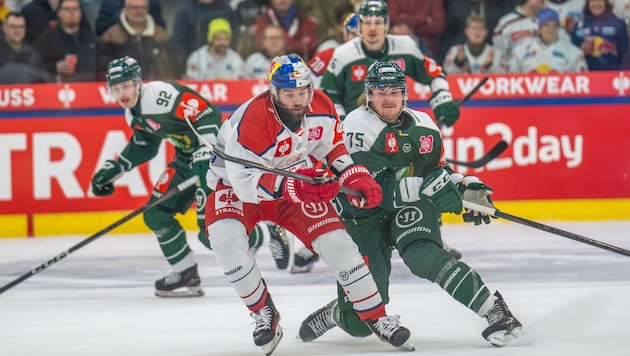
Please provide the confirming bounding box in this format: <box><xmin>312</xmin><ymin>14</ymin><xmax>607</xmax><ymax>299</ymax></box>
<box><xmin>463</xmin><ymin>201</ymin><xmax>630</xmax><ymax>258</ymax></box>
<box><xmin>439</xmin><ymin>76</ymin><xmax>489</xmax><ymax>127</ymax></box>
<box><xmin>0</xmin><ymin>176</ymin><xmax>199</xmax><ymax>295</ymax></box>
<box><xmin>446</xmin><ymin>140</ymin><xmax>508</xmax><ymax>168</ymax></box>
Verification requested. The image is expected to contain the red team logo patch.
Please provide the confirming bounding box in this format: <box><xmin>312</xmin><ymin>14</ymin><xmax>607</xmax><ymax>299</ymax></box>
<box><xmin>351</xmin><ymin>64</ymin><xmax>367</xmax><ymax>82</ymax></box>
<box><xmin>419</xmin><ymin>135</ymin><xmax>434</xmax><ymax>153</ymax></box>
<box><xmin>274</xmin><ymin>137</ymin><xmax>292</xmax><ymax>156</ymax></box>
<box><xmin>308</xmin><ymin>127</ymin><xmax>323</xmax><ymax>141</ymax></box>
<box><xmin>174</xmin><ymin>92</ymin><xmax>209</xmax><ymax>121</ymax></box>
<box><xmin>385</xmin><ymin>132</ymin><xmax>399</xmax><ymax>153</ymax></box>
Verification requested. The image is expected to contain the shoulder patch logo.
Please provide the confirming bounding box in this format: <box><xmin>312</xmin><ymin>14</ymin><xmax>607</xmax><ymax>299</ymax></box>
<box><xmin>351</xmin><ymin>64</ymin><xmax>367</xmax><ymax>82</ymax></box>
<box><xmin>175</xmin><ymin>93</ymin><xmax>209</xmax><ymax>121</ymax></box>
<box><xmin>308</xmin><ymin>126</ymin><xmax>323</xmax><ymax>141</ymax></box>
<box><xmin>419</xmin><ymin>135</ymin><xmax>434</xmax><ymax>153</ymax></box>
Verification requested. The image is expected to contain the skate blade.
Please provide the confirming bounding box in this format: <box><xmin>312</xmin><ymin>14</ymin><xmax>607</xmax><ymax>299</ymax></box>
<box><xmin>262</xmin><ymin>325</ymin><xmax>283</xmax><ymax>356</ymax></box>
<box><xmin>486</xmin><ymin>326</ymin><xmax>524</xmax><ymax>347</ymax></box>
<box><xmin>289</xmin><ymin>265</ymin><xmax>315</xmax><ymax>274</ymax></box>
<box><xmin>154</xmin><ymin>286</ymin><xmax>204</xmax><ymax>298</ymax></box>
<box><xmin>397</xmin><ymin>339</ymin><xmax>415</xmax><ymax>351</ymax></box>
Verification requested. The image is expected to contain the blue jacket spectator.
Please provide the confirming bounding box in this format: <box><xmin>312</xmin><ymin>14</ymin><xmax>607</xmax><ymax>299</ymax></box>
<box><xmin>571</xmin><ymin>0</ymin><xmax>629</xmax><ymax>70</ymax></box>
<box><xmin>95</xmin><ymin>0</ymin><xmax>165</xmax><ymax>36</ymax></box>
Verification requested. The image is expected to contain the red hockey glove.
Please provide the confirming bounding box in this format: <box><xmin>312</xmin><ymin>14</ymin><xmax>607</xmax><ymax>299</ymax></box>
<box><xmin>338</xmin><ymin>164</ymin><xmax>382</xmax><ymax>209</ymax></box>
<box><xmin>282</xmin><ymin>168</ymin><xmax>340</xmax><ymax>204</ymax></box>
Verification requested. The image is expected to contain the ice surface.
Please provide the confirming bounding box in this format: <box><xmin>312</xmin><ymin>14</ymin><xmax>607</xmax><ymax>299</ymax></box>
<box><xmin>2</xmin><ymin>221</ymin><xmax>630</xmax><ymax>355</ymax></box>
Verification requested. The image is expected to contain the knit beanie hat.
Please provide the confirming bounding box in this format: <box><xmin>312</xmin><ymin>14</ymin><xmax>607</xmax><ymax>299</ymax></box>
<box><xmin>207</xmin><ymin>18</ymin><xmax>232</xmax><ymax>42</ymax></box>
<box><xmin>537</xmin><ymin>8</ymin><xmax>559</xmax><ymax>27</ymax></box>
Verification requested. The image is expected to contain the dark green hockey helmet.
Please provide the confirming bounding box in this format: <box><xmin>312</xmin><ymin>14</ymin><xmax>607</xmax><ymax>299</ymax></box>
<box><xmin>105</xmin><ymin>56</ymin><xmax>142</xmax><ymax>87</ymax></box>
<box><xmin>358</xmin><ymin>0</ymin><xmax>389</xmax><ymax>26</ymax></box>
<box><xmin>364</xmin><ymin>61</ymin><xmax>408</xmax><ymax>105</ymax></box>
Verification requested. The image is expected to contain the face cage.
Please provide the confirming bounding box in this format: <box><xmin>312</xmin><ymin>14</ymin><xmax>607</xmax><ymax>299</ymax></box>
<box><xmin>365</xmin><ymin>85</ymin><xmax>408</xmax><ymax>107</ymax></box>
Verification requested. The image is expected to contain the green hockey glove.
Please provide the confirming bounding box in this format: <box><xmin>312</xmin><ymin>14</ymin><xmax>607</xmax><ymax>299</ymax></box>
<box><xmin>420</xmin><ymin>167</ymin><xmax>462</xmax><ymax>214</ymax></box>
<box><xmin>191</xmin><ymin>146</ymin><xmax>213</xmax><ymax>188</ymax></box>
<box><xmin>91</xmin><ymin>160</ymin><xmax>124</xmax><ymax>197</ymax></box>
<box><xmin>459</xmin><ymin>177</ymin><xmax>495</xmax><ymax>225</ymax></box>
<box><xmin>430</xmin><ymin>90</ymin><xmax>460</xmax><ymax>127</ymax></box>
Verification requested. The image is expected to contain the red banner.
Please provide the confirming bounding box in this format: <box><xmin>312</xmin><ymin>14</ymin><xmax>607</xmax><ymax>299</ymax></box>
<box><xmin>1</xmin><ymin>72</ymin><xmax>629</xmax><ymax>216</ymax></box>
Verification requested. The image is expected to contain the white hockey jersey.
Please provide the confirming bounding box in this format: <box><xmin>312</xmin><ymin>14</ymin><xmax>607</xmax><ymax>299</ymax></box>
<box><xmin>493</xmin><ymin>10</ymin><xmax>539</xmax><ymax>71</ymax></box>
<box><xmin>185</xmin><ymin>45</ymin><xmax>245</xmax><ymax>80</ymax></box>
<box><xmin>208</xmin><ymin>89</ymin><xmax>349</xmax><ymax>203</ymax></box>
<box><xmin>442</xmin><ymin>43</ymin><xmax>498</xmax><ymax>74</ymax></box>
<box><xmin>507</xmin><ymin>36</ymin><xmax>587</xmax><ymax>73</ymax></box>
<box><xmin>547</xmin><ymin>0</ymin><xmax>586</xmax><ymax>31</ymax></box>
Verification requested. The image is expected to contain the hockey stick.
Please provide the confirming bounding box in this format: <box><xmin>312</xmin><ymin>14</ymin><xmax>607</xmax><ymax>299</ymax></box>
<box><xmin>438</xmin><ymin>76</ymin><xmax>489</xmax><ymax>127</ymax></box>
<box><xmin>445</xmin><ymin>140</ymin><xmax>508</xmax><ymax>168</ymax></box>
<box><xmin>184</xmin><ymin>117</ymin><xmax>363</xmax><ymax>197</ymax></box>
<box><xmin>0</xmin><ymin>176</ymin><xmax>200</xmax><ymax>295</ymax></box>
<box><xmin>463</xmin><ymin>201</ymin><xmax>630</xmax><ymax>258</ymax></box>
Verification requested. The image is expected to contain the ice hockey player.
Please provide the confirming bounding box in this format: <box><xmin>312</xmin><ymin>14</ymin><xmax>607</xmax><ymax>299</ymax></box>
<box><xmin>204</xmin><ymin>53</ymin><xmax>413</xmax><ymax>355</ymax></box>
<box><xmin>298</xmin><ymin>61</ymin><xmax>523</xmax><ymax>348</ymax></box>
<box><xmin>91</xmin><ymin>56</ymin><xmax>289</xmax><ymax>298</ymax></box>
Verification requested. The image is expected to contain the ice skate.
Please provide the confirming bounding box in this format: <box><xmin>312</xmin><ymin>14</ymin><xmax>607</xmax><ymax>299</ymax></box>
<box><xmin>290</xmin><ymin>246</ymin><xmax>320</xmax><ymax>273</ymax></box>
<box><xmin>251</xmin><ymin>294</ymin><xmax>283</xmax><ymax>355</ymax></box>
<box><xmin>365</xmin><ymin>315</ymin><xmax>415</xmax><ymax>351</ymax></box>
<box><xmin>268</xmin><ymin>224</ymin><xmax>290</xmax><ymax>270</ymax></box>
<box><xmin>154</xmin><ymin>264</ymin><xmax>204</xmax><ymax>298</ymax></box>
<box><xmin>482</xmin><ymin>291</ymin><xmax>523</xmax><ymax>347</ymax></box>
<box><xmin>298</xmin><ymin>299</ymin><xmax>338</xmax><ymax>342</ymax></box>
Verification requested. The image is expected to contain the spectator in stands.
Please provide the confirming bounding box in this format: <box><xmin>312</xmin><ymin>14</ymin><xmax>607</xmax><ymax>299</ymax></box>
<box><xmin>95</xmin><ymin>0</ymin><xmax>165</xmax><ymax>36</ymax></box>
<box><xmin>389</xmin><ymin>21</ymin><xmax>435</xmax><ymax>59</ymax></box>
<box><xmin>22</xmin><ymin>0</ymin><xmax>91</xmax><ymax>44</ymax></box>
<box><xmin>572</xmin><ymin>0</ymin><xmax>629</xmax><ymax>70</ymax></box>
<box><xmin>439</xmin><ymin>0</ymin><xmax>513</xmax><ymax>64</ymax></box>
<box><xmin>546</xmin><ymin>0</ymin><xmax>586</xmax><ymax>32</ymax></box>
<box><xmin>241</xmin><ymin>23</ymin><xmax>285</xmax><ymax>79</ymax></box>
<box><xmin>234</xmin><ymin>0</ymin><xmax>267</xmax><ymax>58</ymax></box>
<box><xmin>33</xmin><ymin>0</ymin><xmax>96</xmax><ymax>82</ymax></box>
<box><xmin>611</xmin><ymin>0</ymin><xmax>630</xmax><ymax>24</ymax></box>
<box><xmin>97</xmin><ymin>0</ymin><xmax>180</xmax><ymax>81</ymax></box>
<box><xmin>443</xmin><ymin>13</ymin><xmax>497</xmax><ymax>74</ymax></box>
<box><xmin>493</xmin><ymin>0</ymin><xmax>546</xmax><ymax>72</ymax></box>
<box><xmin>294</xmin><ymin>0</ymin><xmax>354</xmax><ymax>45</ymax></box>
<box><xmin>387</xmin><ymin>0</ymin><xmax>445</xmax><ymax>57</ymax></box>
<box><xmin>0</xmin><ymin>11</ymin><xmax>51</xmax><ymax>83</ymax></box>
<box><xmin>0</xmin><ymin>0</ymin><xmax>11</xmax><ymax>22</ymax></box>
<box><xmin>171</xmin><ymin>0</ymin><xmax>239</xmax><ymax>75</ymax></box>
<box><xmin>254</xmin><ymin>0</ymin><xmax>318</xmax><ymax>60</ymax></box>
<box><xmin>186</xmin><ymin>17</ymin><xmax>244</xmax><ymax>79</ymax></box>
<box><xmin>509</xmin><ymin>7</ymin><xmax>587</xmax><ymax>72</ymax></box>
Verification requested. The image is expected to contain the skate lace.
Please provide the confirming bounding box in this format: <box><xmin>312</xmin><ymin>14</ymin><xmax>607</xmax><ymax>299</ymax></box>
<box><xmin>295</xmin><ymin>247</ymin><xmax>316</xmax><ymax>260</ymax></box>
<box><xmin>251</xmin><ymin>306</ymin><xmax>273</xmax><ymax>333</ymax></box>
<box><xmin>373</xmin><ymin>315</ymin><xmax>403</xmax><ymax>339</ymax></box>
<box><xmin>307</xmin><ymin>308</ymin><xmax>335</xmax><ymax>337</ymax></box>
<box><xmin>486</xmin><ymin>302</ymin><xmax>505</xmax><ymax>325</ymax></box>
<box><xmin>268</xmin><ymin>227</ymin><xmax>288</xmax><ymax>259</ymax></box>
<box><xmin>163</xmin><ymin>271</ymin><xmax>182</xmax><ymax>286</ymax></box>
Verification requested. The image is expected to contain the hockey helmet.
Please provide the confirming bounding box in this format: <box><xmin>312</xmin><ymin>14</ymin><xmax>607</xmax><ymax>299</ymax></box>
<box><xmin>268</xmin><ymin>53</ymin><xmax>313</xmax><ymax>97</ymax></box>
<box><xmin>358</xmin><ymin>0</ymin><xmax>389</xmax><ymax>28</ymax></box>
<box><xmin>365</xmin><ymin>61</ymin><xmax>407</xmax><ymax>105</ymax></box>
<box><xmin>106</xmin><ymin>56</ymin><xmax>142</xmax><ymax>87</ymax></box>
<box><xmin>343</xmin><ymin>13</ymin><xmax>359</xmax><ymax>37</ymax></box>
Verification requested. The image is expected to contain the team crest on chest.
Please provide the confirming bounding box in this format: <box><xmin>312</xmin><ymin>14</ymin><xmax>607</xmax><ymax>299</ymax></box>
<box><xmin>275</xmin><ymin>137</ymin><xmax>292</xmax><ymax>156</ymax></box>
<box><xmin>308</xmin><ymin>126</ymin><xmax>323</xmax><ymax>141</ymax></box>
<box><xmin>385</xmin><ymin>132</ymin><xmax>399</xmax><ymax>153</ymax></box>
<box><xmin>419</xmin><ymin>135</ymin><xmax>434</xmax><ymax>153</ymax></box>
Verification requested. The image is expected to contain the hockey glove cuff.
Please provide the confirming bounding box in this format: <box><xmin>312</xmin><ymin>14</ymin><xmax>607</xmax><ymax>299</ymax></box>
<box><xmin>191</xmin><ymin>146</ymin><xmax>214</xmax><ymax>188</ymax></box>
<box><xmin>282</xmin><ymin>168</ymin><xmax>340</xmax><ymax>204</ymax></box>
<box><xmin>430</xmin><ymin>90</ymin><xmax>460</xmax><ymax>127</ymax></box>
<box><xmin>459</xmin><ymin>176</ymin><xmax>495</xmax><ymax>225</ymax></box>
<box><xmin>420</xmin><ymin>167</ymin><xmax>463</xmax><ymax>214</ymax></box>
<box><xmin>339</xmin><ymin>164</ymin><xmax>383</xmax><ymax>209</ymax></box>
<box><xmin>91</xmin><ymin>160</ymin><xmax>124</xmax><ymax>197</ymax></box>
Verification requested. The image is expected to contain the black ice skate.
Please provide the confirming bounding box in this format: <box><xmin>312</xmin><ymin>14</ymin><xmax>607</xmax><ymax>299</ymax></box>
<box><xmin>365</xmin><ymin>315</ymin><xmax>415</xmax><ymax>351</ymax></box>
<box><xmin>298</xmin><ymin>299</ymin><xmax>338</xmax><ymax>342</ymax></box>
<box><xmin>268</xmin><ymin>225</ymin><xmax>290</xmax><ymax>270</ymax></box>
<box><xmin>154</xmin><ymin>264</ymin><xmax>204</xmax><ymax>298</ymax></box>
<box><xmin>482</xmin><ymin>291</ymin><xmax>523</xmax><ymax>347</ymax></box>
<box><xmin>290</xmin><ymin>246</ymin><xmax>320</xmax><ymax>273</ymax></box>
<box><xmin>251</xmin><ymin>294</ymin><xmax>283</xmax><ymax>355</ymax></box>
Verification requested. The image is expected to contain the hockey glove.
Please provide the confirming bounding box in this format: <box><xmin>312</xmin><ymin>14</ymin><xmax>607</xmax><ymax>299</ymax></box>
<box><xmin>91</xmin><ymin>160</ymin><xmax>124</xmax><ymax>197</ymax></box>
<box><xmin>338</xmin><ymin>164</ymin><xmax>383</xmax><ymax>209</ymax></box>
<box><xmin>191</xmin><ymin>146</ymin><xmax>213</xmax><ymax>188</ymax></box>
<box><xmin>282</xmin><ymin>167</ymin><xmax>340</xmax><ymax>204</ymax></box>
<box><xmin>420</xmin><ymin>167</ymin><xmax>462</xmax><ymax>214</ymax></box>
<box><xmin>430</xmin><ymin>89</ymin><xmax>460</xmax><ymax>127</ymax></box>
<box><xmin>459</xmin><ymin>178</ymin><xmax>495</xmax><ymax>225</ymax></box>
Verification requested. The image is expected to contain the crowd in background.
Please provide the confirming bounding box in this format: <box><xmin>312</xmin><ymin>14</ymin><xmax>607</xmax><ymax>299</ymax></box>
<box><xmin>0</xmin><ymin>0</ymin><xmax>629</xmax><ymax>84</ymax></box>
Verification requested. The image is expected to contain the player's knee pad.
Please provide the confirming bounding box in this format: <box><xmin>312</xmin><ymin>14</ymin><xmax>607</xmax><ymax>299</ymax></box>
<box><xmin>143</xmin><ymin>206</ymin><xmax>176</xmax><ymax>232</ymax></box>
<box><xmin>208</xmin><ymin>219</ymin><xmax>253</xmax><ymax>277</ymax></box>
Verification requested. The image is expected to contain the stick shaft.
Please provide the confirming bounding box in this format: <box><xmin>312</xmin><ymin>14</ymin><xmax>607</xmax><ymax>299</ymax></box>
<box><xmin>0</xmin><ymin>176</ymin><xmax>199</xmax><ymax>295</ymax></box>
